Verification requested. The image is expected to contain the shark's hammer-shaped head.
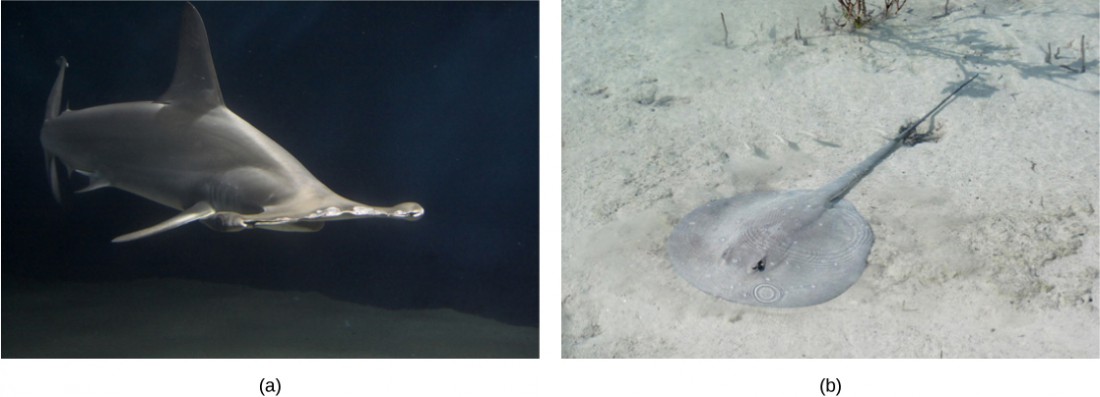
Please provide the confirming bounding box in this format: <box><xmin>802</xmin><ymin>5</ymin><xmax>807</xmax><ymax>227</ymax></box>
<box><xmin>113</xmin><ymin>197</ymin><xmax>424</xmax><ymax>243</ymax></box>
<box><xmin>235</xmin><ymin>199</ymin><xmax>426</xmax><ymax>232</ymax></box>
<box><xmin>195</xmin><ymin>166</ymin><xmax>425</xmax><ymax>233</ymax></box>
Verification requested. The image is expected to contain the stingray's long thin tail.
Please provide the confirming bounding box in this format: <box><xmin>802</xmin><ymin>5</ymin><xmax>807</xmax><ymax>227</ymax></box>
<box><xmin>822</xmin><ymin>74</ymin><xmax>980</xmax><ymax>203</ymax></box>
<box><xmin>894</xmin><ymin>73</ymin><xmax>980</xmax><ymax>144</ymax></box>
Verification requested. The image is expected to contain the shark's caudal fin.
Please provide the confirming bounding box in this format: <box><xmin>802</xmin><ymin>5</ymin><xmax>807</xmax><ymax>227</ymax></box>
<box><xmin>44</xmin><ymin>57</ymin><xmax>70</xmax><ymax>203</ymax></box>
<box><xmin>45</xmin><ymin>57</ymin><xmax>68</xmax><ymax>121</ymax></box>
<box><xmin>45</xmin><ymin>151</ymin><xmax>63</xmax><ymax>203</ymax></box>
<box><xmin>156</xmin><ymin>2</ymin><xmax>224</xmax><ymax>111</ymax></box>
<box><xmin>112</xmin><ymin>201</ymin><xmax>217</xmax><ymax>242</ymax></box>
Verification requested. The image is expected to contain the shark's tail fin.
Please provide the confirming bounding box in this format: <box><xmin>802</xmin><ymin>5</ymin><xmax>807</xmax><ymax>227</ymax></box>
<box><xmin>45</xmin><ymin>57</ymin><xmax>70</xmax><ymax>203</ymax></box>
<box><xmin>45</xmin><ymin>151</ymin><xmax>63</xmax><ymax>203</ymax></box>
<box><xmin>45</xmin><ymin>57</ymin><xmax>68</xmax><ymax>121</ymax></box>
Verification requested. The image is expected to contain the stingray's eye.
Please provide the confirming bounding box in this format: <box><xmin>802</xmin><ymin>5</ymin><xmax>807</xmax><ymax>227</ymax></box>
<box><xmin>753</xmin><ymin>257</ymin><xmax>766</xmax><ymax>272</ymax></box>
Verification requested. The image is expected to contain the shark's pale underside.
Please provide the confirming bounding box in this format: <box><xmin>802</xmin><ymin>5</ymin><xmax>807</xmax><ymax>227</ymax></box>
<box><xmin>40</xmin><ymin>3</ymin><xmax>424</xmax><ymax>242</ymax></box>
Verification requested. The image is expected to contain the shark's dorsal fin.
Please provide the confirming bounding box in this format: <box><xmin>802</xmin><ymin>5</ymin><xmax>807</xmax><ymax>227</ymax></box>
<box><xmin>157</xmin><ymin>2</ymin><xmax>224</xmax><ymax>110</ymax></box>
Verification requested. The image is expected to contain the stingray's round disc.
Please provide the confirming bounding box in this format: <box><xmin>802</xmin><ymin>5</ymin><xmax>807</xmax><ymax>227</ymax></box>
<box><xmin>667</xmin><ymin>191</ymin><xmax>874</xmax><ymax>307</ymax></box>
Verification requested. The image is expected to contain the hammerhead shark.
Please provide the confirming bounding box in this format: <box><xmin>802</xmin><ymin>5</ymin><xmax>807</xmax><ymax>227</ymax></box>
<box><xmin>40</xmin><ymin>3</ymin><xmax>424</xmax><ymax>242</ymax></box>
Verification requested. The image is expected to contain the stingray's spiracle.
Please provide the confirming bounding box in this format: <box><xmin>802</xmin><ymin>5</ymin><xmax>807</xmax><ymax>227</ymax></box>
<box><xmin>753</xmin><ymin>283</ymin><xmax>782</xmax><ymax>303</ymax></box>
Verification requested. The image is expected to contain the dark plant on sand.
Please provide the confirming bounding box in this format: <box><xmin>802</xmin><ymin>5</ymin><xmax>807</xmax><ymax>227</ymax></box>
<box><xmin>835</xmin><ymin>0</ymin><xmax>907</xmax><ymax>29</ymax></box>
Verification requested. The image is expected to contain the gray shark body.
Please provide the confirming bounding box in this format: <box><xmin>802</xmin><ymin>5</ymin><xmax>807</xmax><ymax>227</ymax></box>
<box><xmin>41</xmin><ymin>3</ymin><xmax>423</xmax><ymax>242</ymax></box>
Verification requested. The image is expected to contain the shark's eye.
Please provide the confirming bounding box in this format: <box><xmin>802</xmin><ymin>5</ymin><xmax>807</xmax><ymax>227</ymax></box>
<box><xmin>753</xmin><ymin>257</ymin><xmax>766</xmax><ymax>272</ymax></box>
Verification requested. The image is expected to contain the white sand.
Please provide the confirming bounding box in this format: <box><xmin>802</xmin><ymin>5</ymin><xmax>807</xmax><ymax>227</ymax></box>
<box><xmin>562</xmin><ymin>0</ymin><xmax>1098</xmax><ymax>357</ymax></box>
<box><xmin>2</xmin><ymin>277</ymin><xmax>537</xmax><ymax>358</ymax></box>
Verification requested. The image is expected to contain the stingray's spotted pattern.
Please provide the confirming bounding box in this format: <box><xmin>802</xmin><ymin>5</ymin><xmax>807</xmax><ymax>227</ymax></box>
<box><xmin>668</xmin><ymin>191</ymin><xmax>873</xmax><ymax>307</ymax></box>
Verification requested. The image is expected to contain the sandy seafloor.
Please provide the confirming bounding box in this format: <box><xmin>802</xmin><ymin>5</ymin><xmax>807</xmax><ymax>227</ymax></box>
<box><xmin>562</xmin><ymin>0</ymin><xmax>1099</xmax><ymax>358</ymax></box>
<box><xmin>2</xmin><ymin>277</ymin><xmax>537</xmax><ymax>358</ymax></box>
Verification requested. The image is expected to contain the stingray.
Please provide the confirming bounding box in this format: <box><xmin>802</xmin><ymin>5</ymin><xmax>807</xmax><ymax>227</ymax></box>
<box><xmin>40</xmin><ymin>3</ymin><xmax>423</xmax><ymax>242</ymax></box>
<box><xmin>667</xmin><ymin>75</ymin><xmax>979</xmax><ymax>307</ymax></box>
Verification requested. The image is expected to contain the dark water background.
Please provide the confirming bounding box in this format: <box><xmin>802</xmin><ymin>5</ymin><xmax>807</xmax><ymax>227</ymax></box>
<box><xmin>1</xmin><ymin>1</ymin><xmax>539</xmax><ymax>336</ymax></box>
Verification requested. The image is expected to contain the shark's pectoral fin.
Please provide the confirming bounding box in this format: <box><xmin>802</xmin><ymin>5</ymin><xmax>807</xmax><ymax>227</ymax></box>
<box><xmin>113</xmin><ymin>201</ymin><xmax>216</xmax><ymax>243</ymax></box>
